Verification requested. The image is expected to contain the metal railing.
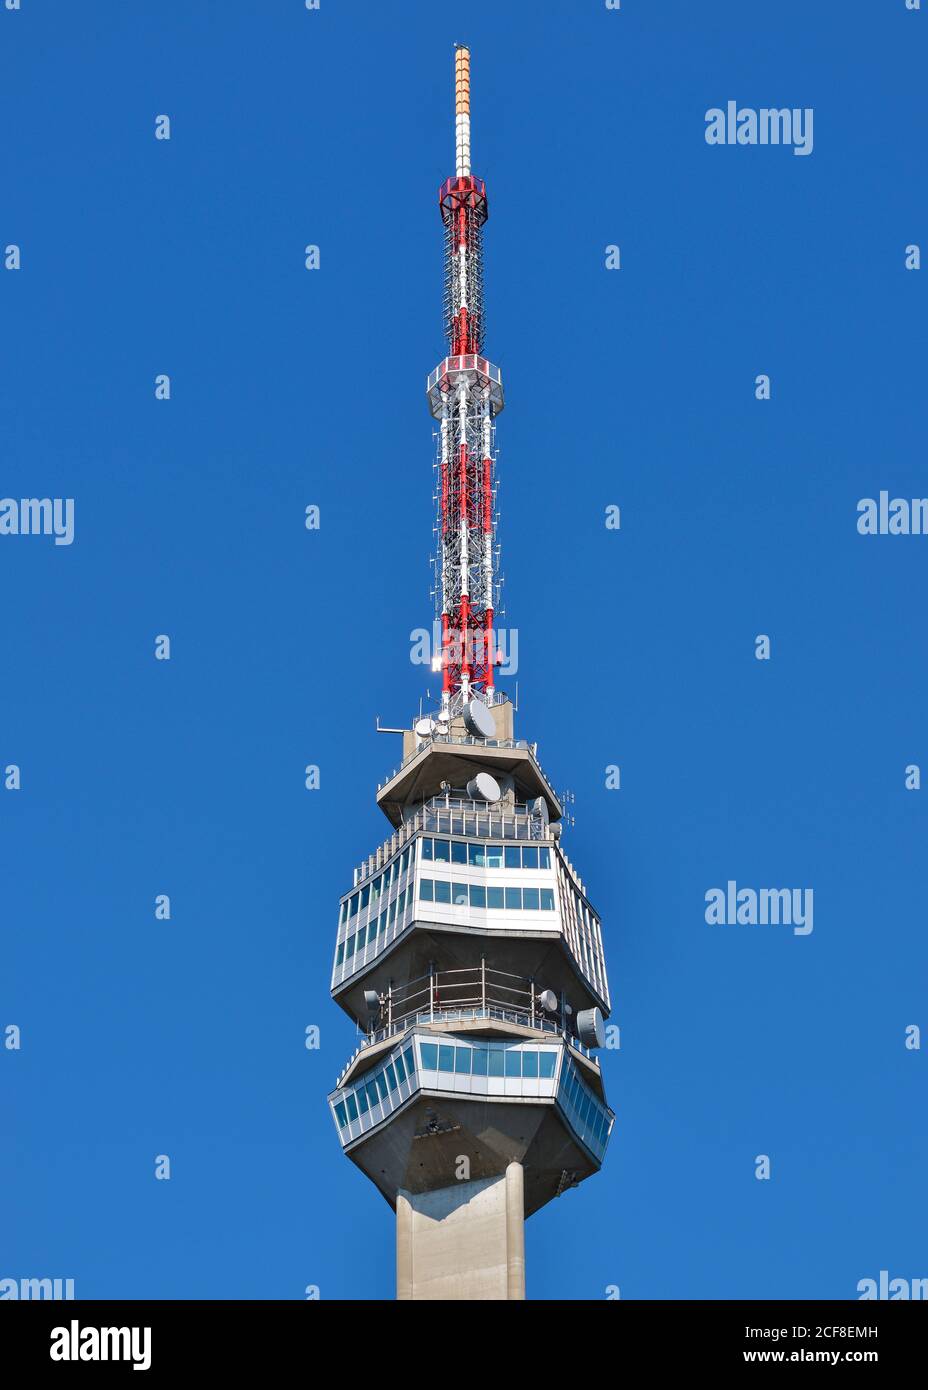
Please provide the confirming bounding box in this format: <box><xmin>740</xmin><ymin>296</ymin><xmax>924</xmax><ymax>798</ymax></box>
<box><xmin>377</xmin><ymin>733</ymin><xmax>558</xmax><ymax>802</ymax></box>
<box><xmin>349</xmin><ymin>796</ymin><xmax>553</xmax><ymax>888</ymax></box>
<box><xmin>336</xmin><ymin>963</ymin><xmax>599</xmax><ymax>1083</ymax></box>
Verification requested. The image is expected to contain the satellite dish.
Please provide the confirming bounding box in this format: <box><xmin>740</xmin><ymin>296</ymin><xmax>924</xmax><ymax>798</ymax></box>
<box><xmin>531</xmin><ymin>795</ymin><xmax>549</xmax><ymax>828</ymax></box>
<box><xmin>414</xmin><ymin>717</ymin><xmax>435</xmax><ymax>738</ymax></box>
<box><xmin>466</xmin><ymin>771</ymin><xmax>501</xmax><ymax>803</ymax></box>
<box><xmin>576</xmin><ymin>1007</ymin><xmax>605</xmax><ymax>1050</ymax></box>
<box><xmin>537</xmin><ymin>989</ymin><xmax>558</xmax><ymax>1013</ymax></box>
<box><xmin>363</xmin><ymin>990</ymin><xmax>380</xmax><ymax>1017</ymax></box>
<box><xmin>462</xmin><ymin>698</ymin><xmax>495</xmax><ymax>739</ymax></box>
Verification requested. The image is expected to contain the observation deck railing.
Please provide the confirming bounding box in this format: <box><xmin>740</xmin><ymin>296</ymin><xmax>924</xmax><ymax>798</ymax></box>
<box><xmin>335</xmin><ymin>963</ymin><xmax>599</xmax><ymax>1085</ymax></box>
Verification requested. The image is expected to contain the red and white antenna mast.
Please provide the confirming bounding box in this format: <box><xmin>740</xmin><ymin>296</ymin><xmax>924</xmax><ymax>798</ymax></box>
<box><xmin>427</xmin><ymin>45</ymin><xmax>503</xmax><ymax>721</ymax></box>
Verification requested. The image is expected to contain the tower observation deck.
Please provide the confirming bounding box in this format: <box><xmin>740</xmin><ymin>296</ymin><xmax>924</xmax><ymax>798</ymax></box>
<box><xmin>326</xmin><ymin>47</ymin><xmax>613</xmax><ymax>1301</ymax></box>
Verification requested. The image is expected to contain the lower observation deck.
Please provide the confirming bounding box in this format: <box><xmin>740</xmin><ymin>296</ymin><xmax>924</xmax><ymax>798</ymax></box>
<box><xmin>328</xmin><ymin>1025</ymin><xmax>614</xmax><ymax>1216</ymax></box>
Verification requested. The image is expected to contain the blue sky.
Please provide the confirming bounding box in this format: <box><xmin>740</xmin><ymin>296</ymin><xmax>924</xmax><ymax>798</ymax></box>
<box><xmin>1</xmin><ymin>1</ymin><xmax>925</xmax><ymax>1300</ymax></box>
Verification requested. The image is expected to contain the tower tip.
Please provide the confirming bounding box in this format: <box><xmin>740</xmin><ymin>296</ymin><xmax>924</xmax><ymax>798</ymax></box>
<box><xmin>454</xmin><ymin>45</ymin><xmax>471</xmax><ymax>176</ymax></box>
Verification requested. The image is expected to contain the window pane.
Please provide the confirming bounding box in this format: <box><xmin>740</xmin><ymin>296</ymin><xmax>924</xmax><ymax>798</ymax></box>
<box><xmin>419</xmin><ymin>878</ymin><xmax>434</xmax><ymax>901</ymax></box>
<box><xmin>404</xmin><ymin>1046</ymin><xmax>415</xmax><ymax>1075</ymax></box>
<box><xmin>435</xmin><ymin>880</ymin><xmax>451</xmax><ymax>904</ymax></box>
<box><xmin>471</xmin><ymin>1048</ymin><xmax>488</xmax><ymax>1076</ymax></box>
<box><xmin>523</xmin><ymin>888</ymin><xmax>540</xmax><ymax>911</ymax></box>
<box><xmin>469</xmin><ymin>884</ymin><xmax>486</xmax><ymax>909</ymax></box>
<box><xmin>371</xmin><ymin>876</ymin><xmax>382</xmax><ymax>902</ymax></box>
<box><xmin>539</xmin><ymin>847</ymin><xmax>551</xmax><ymax>869</ymax></box>
<box><xmin>360</xmin><ymin>885</ymin><xmax>370</xmax><ymax>910</ymax></box>
<box><xmin>357</xmin><ymin>1087</ymin><xmax>369</xmax><ymax>1115</ymax></box>
<box><xmin>366</xmin><ymin>1082</ymin><xmax>379</xmax><ymax>1109</ymax></box>
<box><xmin>336</xmin><ymin>943</ymin><xmax>344</xmax><ymax>965</ymax></box>
<box><xmin>455</xmin><ymin>1047</ymin><xmax>472</xmax><ymax>1074</ymax></box>
<box><xmin>504</xmin><ymin>1050</ymin><xmax>522</xmax><ymax>1077</ymax></box>
<box><xmin>339</xmin><ymin>901</ymin><xmax>348</xmax><ymax>925</ymax></box>
<box><xmin>487</xmin><ymin>887</ymin><xmax>504</xmax><ymax>910</ymax></box>
<box><xmin>386</xmin><ymin>1064</ymin><xmax>398</xmax><ymax>1091</ymax></box>
<box><xmin>346</xmin><ymin>1094</ymin><xmax>358</xmax><ymax>1122</ymax></box>
<box><xmin>349</xmin><ymin>893</ymin><xmax>359</xmax><ymax>918</ymax></box>
<box><xmin>334</xmin><ymin>1102</ymin><xmax>348</xmax><ymax>1128</ymax></box>
<box><xmin>375</xmin><ymin>1073</ymin><xmax>388</xmax><ymax>1101</ymax></box>
<box><xmin>522</xmin><ymin>1051</ymin><xmax>539</xmax><ymax>1077</ymax></box>
<box><xmin>485</xmin><ymin>845</ymin><xmax>503</xmax><ymax>868</ymax></box>
<box><xmin>394</xmin><ymin>1053</ymin><xmax>406</xmax><ymax>1083</ymax></box>
<box><xmin>505</xmin><ymin>887</ymin><xmax>521</xmax><ymax>910</ymax></box>
<box><xmin>451</xmin><ymin>840</ymin><xmax>467</xmax><ymax>865</ymax></box>
<box><xmin>453</xmin><ymin>886</ymin><xmax>468</xmax><ymax>905</ymax></box>
<box><xmin>420</xmin><ymin>1042</ymin><xmax>438</xmax><ymax>1070</ymax></box>
<box><xmin>539</xmin><ymin>1052</ymin><xmax>556</xmax><ymax>1079</ymax></box>
<box><xmin>504</xmin><ymin>846</ymin><xmax>521</xmax><ymax>869</ymax></box>
<box><xmin>433</xmin><ymin>839</ymin><xmax>451</xmax><ymax>863</ymax></box>
<box><xmin>468</xmin><ymin>843</ymin><xmax>485</xmax><ymax>867</ymax></box>
<box><xmin>488</xmin><ymin>1048</ymin><xmax>505</xmax><ymax>1077</ymax></box>
<box><xmin>346</xmin><ymin>934</ymin><xmax>356</xmax><ymax>958</ymax></box>
<box><xmin>422</xmin><ymin>838</ymin><xmax>433</xmax><ymax>861</ymax></box>
<box><xmin>522</xmin><ymin>847</ymin><xmax>539</xmax><ymax>869</ymax></box>
<box><xmin>540</xmin><ymin>888</ymin><xmax>555</xmax><ymax>911</ymax></box>
<box><xmin>438</xmin><ymin>1045</ymin><xmax>455</xmax><ymax>1072</ymax></box>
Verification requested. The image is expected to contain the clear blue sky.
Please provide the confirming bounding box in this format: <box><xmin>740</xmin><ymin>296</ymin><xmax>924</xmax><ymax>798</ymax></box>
<box><xmin>2</xmin><ymin>1</ymin><xmax>925</xmax><ymax>1300</ymax></box>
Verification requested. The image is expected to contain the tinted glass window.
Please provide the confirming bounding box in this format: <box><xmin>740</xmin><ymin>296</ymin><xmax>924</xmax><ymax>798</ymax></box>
<box><xmin>523</xmin><ymin>888</ymin><xmax>540</xmax><ymax>911</ymax></box>
<box><xmin>539</xmin><ymin>1052</ymin><xmax>556</xmax><ymax>1079</ymax></box>
<box><xmin>505</xmin><ymin>887</ymin><xmax>521</xmax><ymax>910</ymax></box>
<box><xmin>468</xmin><ymin>843</ymin><xmax>485</xmax><ymax>867</ymax></box>
<box><xmin>539</xmin><ymin>848</ymin><xmax>551</xmax><ymax>870</ymax></box>
<box><xmin>469</xmin><ymin>884</ymin><xmax>486</xmax><ymax>909</ymax></box>
<box><xmin>435</xmin><ymin>880</ymin><xmax>451</xmax><ymax>904</ymax></box>
<box><xmin>421</xmin><ymin>839</ymin><xmax>433</xmax><ymax>861</ymax></box>
<box><xmin>394</xmin><ymin>1053</ymin><xmax>406</xmax><ymax>1083</ymax></box>
<box><xmin>472</xmin><ymin>1048</ymin><xmax>488</xmax><ymax>1076</ymax></box>
<box><xmin>488</xmin><ymin>1048</ymin><xmax>505</xmax><ymax>1077</ymax></box>
<box><xmin>504</xmin><ymin>847</ymin><xmax>521</xmax><ymax>869</ymax></box>
<box><xmin>504</xmin><ymin>1050</ymin><xmax>521</xmax><ymax>1077</ymax></box>
<box><xmin>386</xmin><ymin>1064</ymin><xmax>398</xmax><ymax>1091</ymax></box>
<box><xmin>455</xmin><ymin>1047</ymin><xmax>472</xmax><ymax>1074</ymax></box>
<box><xmin>540</xmin><ymin>888</ymin><xmax>555</xmax><ymax>911</ymax></box>
<box><xmin>485</xmin><ymin>845</ymin><xmax>503</xmax><ymax>869</ymax></box>
<box><xmin>334</xmin><ymin>1102</ymin><xmax>347</xmax><ymax>1128</ymax></box>
<box><xmin>522</xmin><ymin>1051</ymin><xmax>539</xmax><ymax>1077</ymax></box>
<box><xmin>433</xmin><ymin>839</ymin><xmax>451</xmax><ymax>863</ymax></box>
<box><xmin>420</xmin><ymin>878</ymin><xmax>434</xmax><ymax>901</ymax></box>
<box><xmin>420</xmin><ymin>1042</ymin><xmax>438</xmax><ymax>1070</ymax></box>
<box><xmin>451</xmin><ymin>840</ymin><xmax>467</xmax><ymax>865</ymax></box>
<box><xmin>438</xmin><ymin>1045</ymin><xmax>455</xmax><ymax>1072</ymax></box>
<box><xmin>522</xmin><ymin>847</ymin><xmax>538</xmax><ymax>869</ymax></box>
<box><xmin>346</xmin><ymin>1094</ymin><xmax>358</xmax><ymax>1122</ymax></box>
<box><xmin>487</xmin><ymin>887</ymin><xmax>504</xmax><ymax>910</ymax></box>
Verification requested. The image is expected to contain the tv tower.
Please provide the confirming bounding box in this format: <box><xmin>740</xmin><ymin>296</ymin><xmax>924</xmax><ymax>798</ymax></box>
<box><xmin>327</xmin><ymin>46</ymin><xmax>613</xmax><ymax>1301</ymax></box>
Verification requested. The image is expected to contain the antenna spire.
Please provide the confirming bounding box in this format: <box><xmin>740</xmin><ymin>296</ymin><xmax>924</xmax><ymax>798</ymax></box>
<box><xmin>454</xmin><ymin>44</ymin><xmax>471</xmax><ymax>176</ymax></box>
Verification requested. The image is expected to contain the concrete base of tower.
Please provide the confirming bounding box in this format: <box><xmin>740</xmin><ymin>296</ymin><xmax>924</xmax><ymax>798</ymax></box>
<box><xmin>396</xmin><ymin>1160</ymin><xmax>525</xmax><ymax>1300</ymax></box>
